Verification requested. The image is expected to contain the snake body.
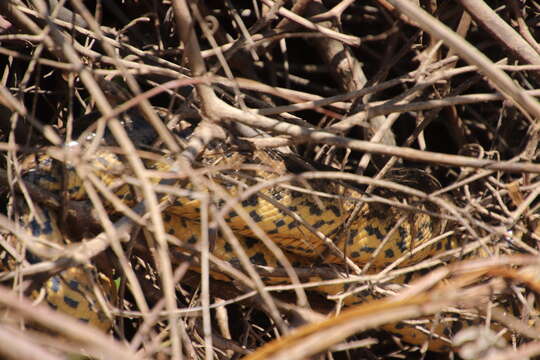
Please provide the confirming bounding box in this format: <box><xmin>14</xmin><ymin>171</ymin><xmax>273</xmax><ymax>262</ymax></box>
<box><xmin>6</xmin><ymin>145</ymin><xmax>482</xmax><ymax>352</ymax></box>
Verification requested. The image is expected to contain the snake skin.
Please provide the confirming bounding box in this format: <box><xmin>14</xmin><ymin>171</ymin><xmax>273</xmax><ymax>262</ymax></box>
<box><xmin>6</xmin><ymin>145</ymin><xmax>478</xmax><ymax>352</ymax></box>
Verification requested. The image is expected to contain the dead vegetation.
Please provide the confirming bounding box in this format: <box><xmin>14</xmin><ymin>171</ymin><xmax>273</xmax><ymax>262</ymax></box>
<box><xmin>0</xmin><ymin>0</ymin><xmax>540</xmax><ymax>359</ymax></box>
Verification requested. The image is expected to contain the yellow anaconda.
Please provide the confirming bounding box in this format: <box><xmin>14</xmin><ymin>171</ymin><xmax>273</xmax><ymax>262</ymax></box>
<box><xmin>3</xmin><ymin>143</ymin><xmax>517</xmax><ymax>353</ymax></box>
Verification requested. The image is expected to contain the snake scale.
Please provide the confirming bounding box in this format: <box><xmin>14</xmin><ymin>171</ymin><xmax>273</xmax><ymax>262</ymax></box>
<box><xmin>3</xmin><ymin>140</ymin><xmax>511</xmax><ymax>353</ymax></box>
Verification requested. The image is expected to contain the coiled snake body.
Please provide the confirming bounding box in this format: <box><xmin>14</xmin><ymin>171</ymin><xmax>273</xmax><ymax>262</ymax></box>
<box><xmin>6</xmin><ymin>144</ymin><xmax>486</xmax><ymax>352</ymax></box>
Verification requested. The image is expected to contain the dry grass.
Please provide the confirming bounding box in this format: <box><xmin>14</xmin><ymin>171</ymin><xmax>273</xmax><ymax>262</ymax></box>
<box><xmin>0</xmin><ymin>0</ymin><xmax>539</xmax><ymax>359</ymax></box>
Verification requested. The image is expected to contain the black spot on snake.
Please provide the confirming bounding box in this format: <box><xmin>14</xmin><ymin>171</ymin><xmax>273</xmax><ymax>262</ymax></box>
<box><xmin>249</xmin><ymin>210</ymin><xmax>262</xmax><ymax>222</ymax></box>
<box><xmin>349</xmin><ymin>229</ymin><xmax>359</xmax><ymax>240</ymax></box>
<box><xmin>250</xmin><ymin>252</ymin><xmax>267</xmax><ymax>266</ymax></box>
<box><xmin>396</xmin><ymin>239</ymin><xmax>407</xmax><ymax>252</ymax></box>
<box><xmin>63</xmin><ymin>296</ymin><xmax>79</xmax><ymax>309</ymax></box>
<box><xmin>364</xmin><ymin>224</ymin><xmax>384</xmax><ymax>240</ymax></box>
<box><xmin>398</xmin><ymin>226</ymin><xmax>408</xmax><ymax>240</ymax></box>
<box><xmin>244</xmin><ymin>237</ymin><xmax>258</xmax><ymax>248</ymax></box>
<box><xmin>306</xmin><ymin>201</ymin><xmax>323</xmax><ymax>216</ymax></box>
<box><xmin>68</xmin><ymin>280</ymin><xmax>79</xmax><ymax>290</ymax></box>
<box><xmin>328</xmin><ymin>205</ymin><xmax>341</xmax><ymax>217</ymax></box>
<box><xmin>42</xmin><ymin>220</ymin><xmax>53</xmax><ymax>235</ymax></box>
<box><xmin>30</xmin><ymin>219</ymin><xmax>41</xmax><ymax>237</ymax></box>
<box><xmin>360</xmin><ymin>246</ymin><xmax>376</xmax><ymax>253</ymax></box>
<box><xmin>313</xmin><ymin>220</ymin><xmax>325</xmax><ymax>229</ymax></box>
<box><xmin>287</xmin><ymin>220</ymin><xmax>299</xmax><ymax>229</ymax></box>
<box><xmin>242</xmin><ymin>197</ymin><xmax>259</xmax><ymax>208</ymax></box>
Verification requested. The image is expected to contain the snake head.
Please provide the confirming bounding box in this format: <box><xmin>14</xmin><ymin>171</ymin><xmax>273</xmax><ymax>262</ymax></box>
<box><xmin>20</xmin><ymin>153</ymin><xmax>64</xmax><ymax>194</ymax></box>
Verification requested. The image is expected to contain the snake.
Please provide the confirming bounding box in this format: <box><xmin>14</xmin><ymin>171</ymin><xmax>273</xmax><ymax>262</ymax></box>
<box><xmin>2</xmin><ymin>141</ymin><xmax>513</xmax><ymax>353</ymax></box>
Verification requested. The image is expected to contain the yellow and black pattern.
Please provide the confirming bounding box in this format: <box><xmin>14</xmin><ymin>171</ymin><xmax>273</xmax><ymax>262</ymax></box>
<box><xmin>4</xmin><ymin>145</ymin><xmax>485</xmax><ymax>352</ymax></box>
<box><xmin>10</xmin><ymin>200</ymin><xmax>116</xmax><ymax>331</ymax></box>
<box><xmin>42</xmin><ymin>267</ymin><xmax>115</xmax><ymax>332</ymax></box>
